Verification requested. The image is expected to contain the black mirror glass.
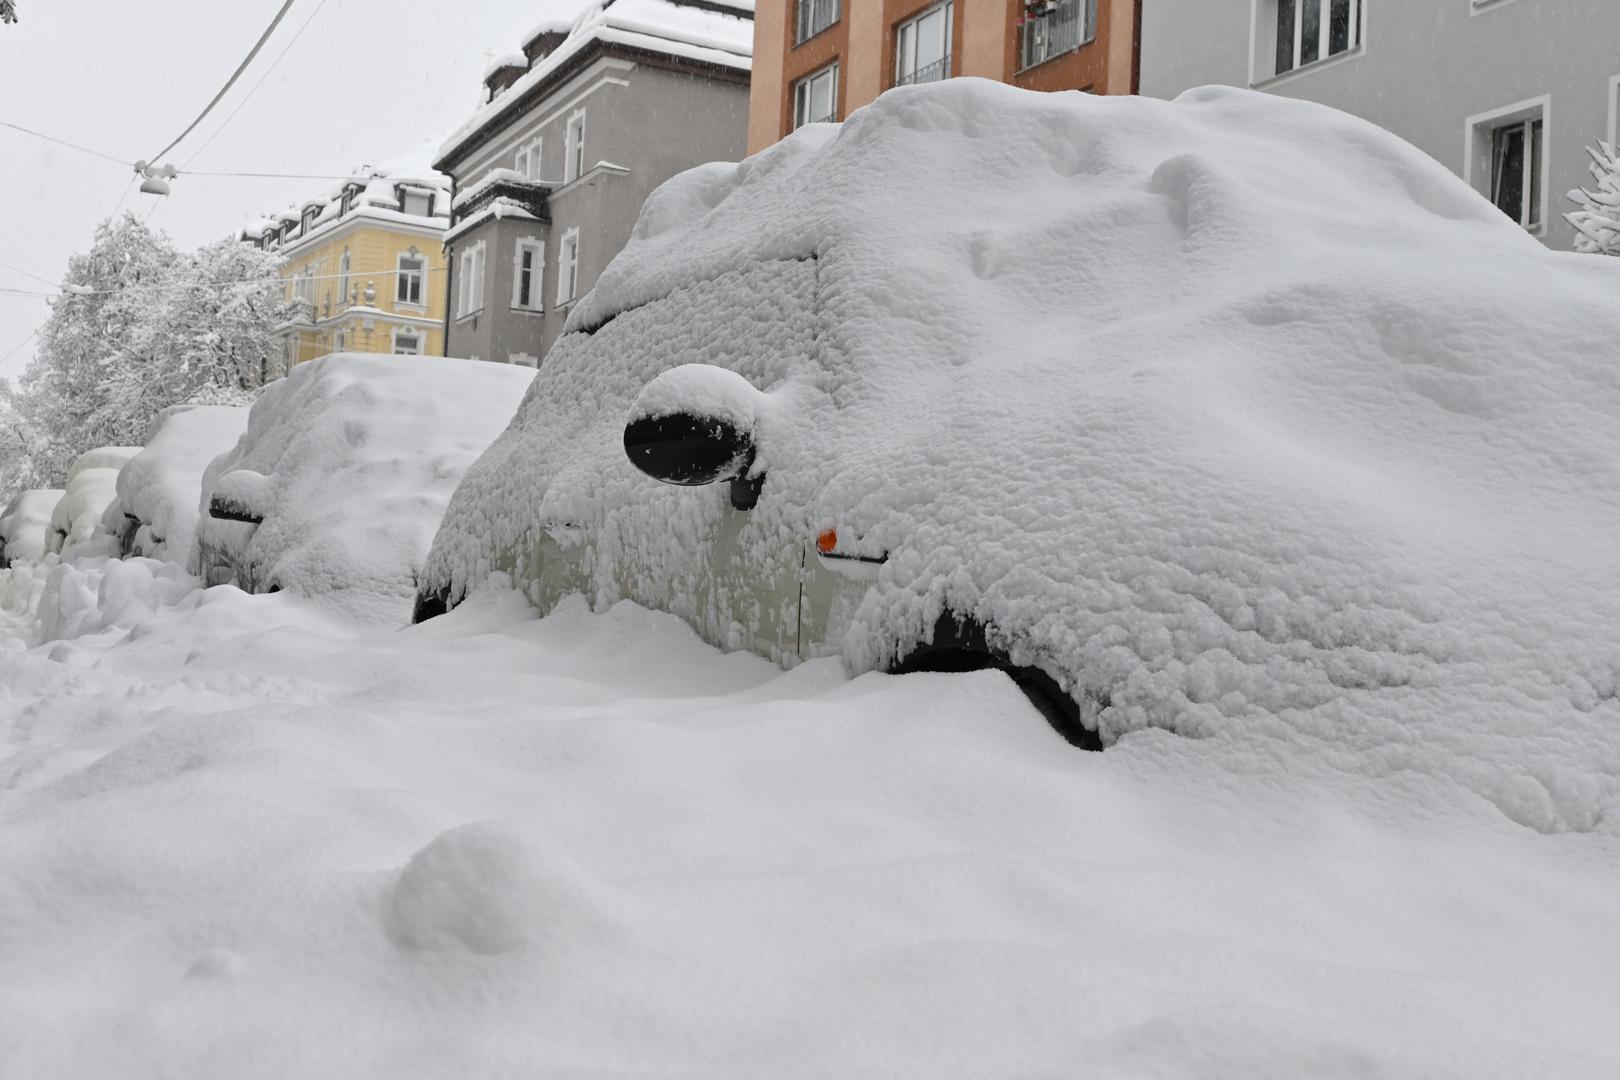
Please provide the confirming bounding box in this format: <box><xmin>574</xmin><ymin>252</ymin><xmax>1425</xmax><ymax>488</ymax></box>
<box><xmin>623</xmin><ymin>412</ymin><xmax>754</xmax><ymax>487</ymax></box>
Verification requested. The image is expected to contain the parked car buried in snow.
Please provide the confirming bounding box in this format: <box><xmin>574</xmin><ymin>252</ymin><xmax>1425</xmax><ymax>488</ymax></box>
<box><xmin>414</xmin><ymin>81</ymin><xmax>1620</xmax><ymax>754</ymax></box>
<box><xmin>0</xmin><ymin>488</ymin><xmax>65</xmax><ymax>569</ymax></box>
<box><xmin>194</xmin><ymin>352</ymin><xmax>535</xmax><ymax>625</ymax></box>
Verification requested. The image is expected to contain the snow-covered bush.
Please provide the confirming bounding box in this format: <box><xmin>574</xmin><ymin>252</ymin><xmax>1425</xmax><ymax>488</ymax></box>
<box><xmin>422</xmin><ymin>81</ymin><xmax>1620</xmax><ymax>818</ymax></box>
<box><xmin>0</xmin><ymin>215</ymin><xmax>290</xmax><ymax>490</ymax></box>
<box><xmin>1567</xmin><ymin>140</ymin><xmax>1620</xmax><ymax>255</ymax></box>
<box><xmin>195</xmin><ymin>353</ymin><xmax>535</xmax><ymax>625</ymax></box>
<box><xmin>103</xmin><ymin>404</ymin><xmax>248</xmax><ymax>563</ymax></box>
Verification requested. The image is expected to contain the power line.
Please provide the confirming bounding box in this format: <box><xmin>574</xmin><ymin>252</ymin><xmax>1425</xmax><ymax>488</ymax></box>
<box><xmin>181</xmin><ymin>0</ymin><xmax>336</xmax><ymax>170</ymax></box>
<box><xmin>143</xmin><ymin>0</ymin><xmax>300</xmax><ymax>166</ymax></box>
<box><xmin>0</xmin><ymin>325</ymin><xmax>42</xmax><ymax>368</ymax></box>
<box><xmin>0</xmin><ymin>118</ymin><xmax>130</xmax><ymax>166</ymax></box>
<box><xmin>0</xmin><ymin>258</ymin><xmax>58</xmax><ymax>289</ymax></box>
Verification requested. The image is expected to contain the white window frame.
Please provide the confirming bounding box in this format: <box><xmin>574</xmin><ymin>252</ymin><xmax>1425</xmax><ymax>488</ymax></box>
<box><xmin>400</xmin><ymin>189</ymin><xmax>434</xmax><ymax>217</ymax></box>
<box><xmin>338</xmin><ymin>247</ymin><xmax>351</xmax><ymax>307</ymax></box>
<box><xmin>514</xmin><ymin>136</ymin><xmax>544</xmax><ymax>181</ymax></box>
<box><xmin>1463</xmin><ymin>95</ymin><xmax>1550</xmax><ymax>236</ymax></box>
<box><xmin>509</xmin><ymin>352</ymin><xmax>539</xmax><ymax>368</ymax></box>
<box><xmin>793</xmin><ymin>64</ymin><xmax>839</xmax><ymax>129</ymax></box>
<box><xmin>457</xmin><ymin>241</ymin><xmax>487</xmax><ymax>317</ymax></box>
<box><xmin>1607</xmin><ymin>74</ymin><xmax>1620</xmax><ymax>150</ymax></box>
<box><xmin>1252</xmin><ymin>0</ymin><xmax>1364</xmax><ymax>85</ymax></box>
<box><xmin>795</xmin><ymin>0</ymin><xmax>841</xmax><ymax>44</ymax></box>
<box><xmin>556</xmin><ymin>228</ymin><xmax>579</xmax><ymax>306</ymax></box>
<box><xmin>511</xmin><ymin>237</ymin><xmax>544</xmax><ymax>310</ymax></box>
<box><xmin>396</xmin><ymin>251</ymin><xmax>426</xmax><ymax>308</ymax></box>
<box><xmin>391</xmin><ymin>327</ymin><xmax>423</xmax><ymax>355</ymax></box>
<box><xmin>564</xmin><ymin>111</ymin><xmax>586</xmax><ymax>183</ymax></box>
<box><xmin>896</xmin><ymin>1</ymin><xmax>953</xmax><ymax>87</ymax></box>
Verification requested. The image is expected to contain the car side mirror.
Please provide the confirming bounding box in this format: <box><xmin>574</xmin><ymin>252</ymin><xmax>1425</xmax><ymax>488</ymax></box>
<box><xmin>624</xmin><ymin>365</ymin><xmax>767</xmax><ymax>510</ymax></box>
<box><xmin>207</xmin><ymin>469</ymin><xmax>270</xmax><ymax>525</ymax></box>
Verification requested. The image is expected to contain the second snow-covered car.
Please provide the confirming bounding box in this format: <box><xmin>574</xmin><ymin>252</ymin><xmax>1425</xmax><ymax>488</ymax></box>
<box><xmin>415</xmin><ymin>81</ymin><xmax>1620</xmax><ymax>756</ymax></box>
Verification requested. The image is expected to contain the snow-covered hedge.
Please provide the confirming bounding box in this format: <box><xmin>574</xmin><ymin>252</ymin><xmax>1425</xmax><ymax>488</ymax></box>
<box><xmin>196</xmin><ymin>353</ymin><xmax>534</xmax><ymax>625</ymax></box>
<box><xmin>420</xmin><ymin>81</ymin><xmax>1620</xmax><ymax>823</ymax></box>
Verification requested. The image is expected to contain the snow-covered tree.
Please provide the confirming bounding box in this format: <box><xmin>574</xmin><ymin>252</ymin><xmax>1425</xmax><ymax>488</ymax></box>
<box><xmin>1567</xmin><ymin>141</ymin><xmax>1620</xmax><ymax>255</ymax></box>
<box><xmin>0</xmin><ymin>214</ymin><xmax>291</xmax><ymax>491</ymax></box>
<box><xmin>0</xmin><ymin>2</ymin><xmax>17</xmax><ymax>26</ymax></box>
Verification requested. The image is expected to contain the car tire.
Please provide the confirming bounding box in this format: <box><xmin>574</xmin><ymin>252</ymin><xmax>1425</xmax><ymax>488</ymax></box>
<box><xmin>888</xmin><ymin>614</ymin><xmax>1103</xmax><ymax>751</ymax></box>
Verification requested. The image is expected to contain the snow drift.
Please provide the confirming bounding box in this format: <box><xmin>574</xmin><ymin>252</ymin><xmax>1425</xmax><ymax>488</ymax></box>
<box><xmin>196</xmin><ymin>353</ymin><xmax>534</xmax><ymax>625</ymax></box>
<box><xmin>422</xmin><ymin>80</ymin><xmax>1620</xmax><ymax>830</ymax></box>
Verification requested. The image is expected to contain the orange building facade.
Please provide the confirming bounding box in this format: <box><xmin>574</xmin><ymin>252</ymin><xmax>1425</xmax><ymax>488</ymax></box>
<box><xmin>748</xmin><ymin>0</ymin><xmax>1139</xmax><ymax>152</ymax></box>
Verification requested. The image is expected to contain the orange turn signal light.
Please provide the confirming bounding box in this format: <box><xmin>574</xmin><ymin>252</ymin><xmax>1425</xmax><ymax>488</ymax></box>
<box><xmin>816</xmin><ymin>527</ymin><xmax>838</xmax><ymax>554</ymax></box>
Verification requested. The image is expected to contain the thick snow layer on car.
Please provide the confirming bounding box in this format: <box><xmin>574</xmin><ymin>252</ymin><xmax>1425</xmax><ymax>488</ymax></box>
<box><xmin>102</xmin><ymin>405</ymin><xmax>248</xmax><ymax>563</ymax></box>
<box><xmin>0</xmin><ymin>489</ymin><xmax>64</xmax><ymax>567</ymax></box>
<box><xmin>195</xmin><ymin>353</ymin><xmax>533</xmax><ymax>625</ymax></box>
<box><xmin>424</xmin><ymin>81</ymin><xmax>1620</xmax><ymax>831</ymax></box>
<box><xmin>47</xmin><ymin>448</ymin><xmax>139</xmax><ymax>558</ymax></box>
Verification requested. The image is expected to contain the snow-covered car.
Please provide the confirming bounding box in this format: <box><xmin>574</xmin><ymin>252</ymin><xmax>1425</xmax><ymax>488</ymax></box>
<box><xmin>0</xmin><ymin>488</ymin><xmax>65</xmax><ymax>569</ymax></box>
<box><xmin>416</xmin><ymin>82</ymin><xmax>1620</xmax><ymax>756</ymax></box>
<box><xmin>103</xmin><ymin>404</ymin><xmax>249</xmax><ymax>562</ymax></box>
<box><xmin>46</xmin><ymin>447</ymin><xmax>141</xmax><ymax>558</ymax></box>
<box><xmin>195</xmin><ymin>353</ymin><xmax>535</xmax><ymax>624</ymax></box>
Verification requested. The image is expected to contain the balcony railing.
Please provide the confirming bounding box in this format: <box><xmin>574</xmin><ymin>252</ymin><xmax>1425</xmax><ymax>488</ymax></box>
<box><xmin>1018</xmin><ymin>0</ymin><xmax>1088</xmax><ymax>71</ymax></box>
<box><xmin>795</xmin><ymin>0</ymin><xmax>839</xmax><ymax>44</ymax></box>
<box><xmin>896</xmin><ymin>54</ymin><xmax>952</xmax><ymax>87</ymax></box>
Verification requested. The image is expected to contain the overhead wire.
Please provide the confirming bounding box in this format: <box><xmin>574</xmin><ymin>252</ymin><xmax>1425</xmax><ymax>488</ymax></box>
<box><xmin>142</xmin><ymin>0</ymin><xmax>299</xmax><ymax>166</ymax></box>
<box><xmin>179</xmin><ymin>0</ymin><xmax>336</xmax><ymax>170</ymax></box>
<box><xmin>0</xmin><ymin>118</ymin><xmax>130</xmax><ymax>166</ymax></box>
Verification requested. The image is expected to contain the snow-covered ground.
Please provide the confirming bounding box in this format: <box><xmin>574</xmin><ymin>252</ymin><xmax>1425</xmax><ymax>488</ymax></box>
<box><xmin>1</xmin><ymin>555</ymin><xmax>1617</xmax><ymax>1077</ymax></box>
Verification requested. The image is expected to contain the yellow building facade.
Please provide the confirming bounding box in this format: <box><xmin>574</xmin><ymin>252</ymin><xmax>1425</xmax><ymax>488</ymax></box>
<box><xmin>242</xmin><ymin>166</ymin><xmax>451</xmax><ymax>368</ymax></box>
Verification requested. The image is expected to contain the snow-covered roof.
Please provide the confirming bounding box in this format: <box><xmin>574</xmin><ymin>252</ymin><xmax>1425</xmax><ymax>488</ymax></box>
<box><xmin>439</xmin><ymin>0</ymin><xmax>754</xmax><ymax>167</ymax></box>
<box><xmin>241</xmin><ymin>157</ymin><xmax>451</xmax><ymax>247</ymax></box>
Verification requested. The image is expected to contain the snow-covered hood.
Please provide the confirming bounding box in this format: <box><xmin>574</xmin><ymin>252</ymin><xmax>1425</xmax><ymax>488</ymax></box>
<box><xmin>425</xmin><ymin>81</ymin><xmax>1620</xmax><ymax>830</ymax></box>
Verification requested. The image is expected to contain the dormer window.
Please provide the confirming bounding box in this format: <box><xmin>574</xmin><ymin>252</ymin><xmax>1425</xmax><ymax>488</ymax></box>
<box><xmin>301</xmin><ymin>207</ymin><xmax>320</xmax><ymax>233</ymax></box>
<box><xmin>340</xmin><ymin>184</ymin><xmax>361</xmax><ymax>215</ymax></box>
<box><xmin>398</xmin><ymin>186</ymin><xmax>433</xmax><ymax>217</ymax></box>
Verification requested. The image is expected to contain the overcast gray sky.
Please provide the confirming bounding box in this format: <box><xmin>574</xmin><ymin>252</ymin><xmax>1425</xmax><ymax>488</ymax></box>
<box><xmin>0</xmin><ymin>0</ymin><xmax>583</xmax><ymax>380</ymax></box>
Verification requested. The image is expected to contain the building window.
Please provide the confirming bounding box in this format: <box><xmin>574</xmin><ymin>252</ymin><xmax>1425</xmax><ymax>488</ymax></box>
<box><xmin>795</xmin><ymin>0</ymin><xmax>840</xmax><ymax>44</ymax></box>
<box><xmin>1273</xmin><ymin>0</ymin><xmax>1359</xmax><ymax>77</ymax></box>
<box><xmin>512</xmin><ymin>238</ymin><xmax>544</xmax><ymax>310</ymax></box>
<box><xmin>295</xmin><ymin>267</ymin><xmax>316</xmax><ymax>306</ymax></box>
<box><xmin>457</xmin><ymin>242</ymin><xmax>486</xmax><ymax>316</ymax></box>
<box><xmin>392</xmin><ymin>328</ymin><xmax>423</xmax><ymax>355</ymax></box>
<box><xmin>397</xmin><ymin>252</ymin><xmax>426</xmax><ymax>306</ymax></box>
<box><xmin>514</xmin><ymin>137</ymin><xmax>543</xmax><ymax>181</ymax></box>
<box><xmin>509</xmin><ymin>352</ymin><xmax>538</xmax><ymax>368</ymax></box>
<box><xmin>793</xmin><ymin>64</ymin><xmax>839</xmax><ymax>129</ymax></box>
<box><xmin>400</xmin><ymin>188</ymin><xmax>433</xmax><ymax>217</ymax></box>
<box><xmin>301</xmin><ymin>207</ymin><xmax>319</xmax><ymax>233</ymax></box>
<box><xmin>1490</xmin><ymin>118</ymin><xmax>1544</xmax><ymax>230</ymax></box>
<box><xmin>557</xmin><ymin>228</ymin><xmax>579</xmax><ymax>305</ymax></box>
<box><xmin>564</xmin><ymin>112</ymin><xmax>586</xmax><ymax>183</ymax></box>
<box><xmin>896</xmin><ymin>2</ymin><xmax>953</xmax><ymax>86</ymax></box>
<box><xmin>338</xmin><ymin>247</ymin><xmax>351</xmax><ymax>307</ymax></box>
<box><xmin>1018</xmin><ymin>0</ymin><xmax>1093</xmax><ymax>71</ymax></box>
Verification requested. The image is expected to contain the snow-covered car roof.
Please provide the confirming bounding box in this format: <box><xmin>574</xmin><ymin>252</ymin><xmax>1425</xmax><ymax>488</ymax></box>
<box><xmin>50</xmin><ymin>448</ymin><xmax>138</xmax><ymax>557</ymax></box>
<box><xmin>196</xmin><ymin>354</ymin><xmax>535</xmax><ymax>626</ymax></box>
<box><xmin>424</xmin><ymin>82</ymin><xmax>1620</xmax><ymax>830</ymax></box>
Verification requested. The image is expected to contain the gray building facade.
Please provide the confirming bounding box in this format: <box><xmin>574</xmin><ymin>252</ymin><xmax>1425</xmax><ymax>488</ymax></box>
<box><xmin>1139</xmin><ymin>0</ymin><xmax>1620</xmax><ymax>251</ymax></box>
<box><xmin>437</xmin><ymin>0</ymin><xmax>753</xmax><ymax>365</ymax></box>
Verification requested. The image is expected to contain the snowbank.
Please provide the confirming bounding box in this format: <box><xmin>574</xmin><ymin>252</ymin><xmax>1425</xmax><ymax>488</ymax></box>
<box><xmin>424</xmin><ymin>81</ymin><xmax>1620</xmax><ymax>831</ymax></box>
<box><xmin>0</xmin><ymin>488</ymin><xmax>64</xmax><ymax>568</ymax></box>
<box><xmin>195</xmin><ymin>353</ymin><xmax>534</xmax><ymax>626</ymax></box>
<box><xmin>106</xmin><ymin>404</ymin><xmax>249</xmax><ymax>563</ymax></box>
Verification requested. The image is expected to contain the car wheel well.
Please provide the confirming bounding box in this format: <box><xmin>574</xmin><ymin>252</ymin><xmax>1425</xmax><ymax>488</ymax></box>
<box><xmin>888</xmin><ymin>614</ymin><xmax>1102</xmax><ymax>752</ymax></box>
